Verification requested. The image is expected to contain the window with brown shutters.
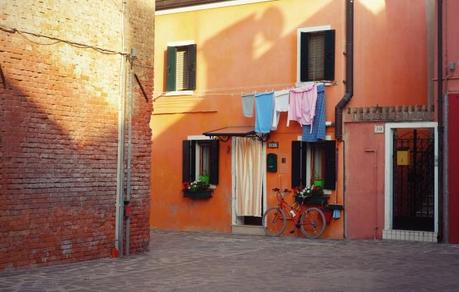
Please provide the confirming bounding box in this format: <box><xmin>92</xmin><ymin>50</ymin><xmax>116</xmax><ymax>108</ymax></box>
<box><xmin>182</xmin><ymin>139</ymin><xmax>219</xmax><ymax>185</ymax></box>
<box><xmin>291</xmin><ymin>140</ymin><xmax>336</xmax><ymax>190</ymax></box>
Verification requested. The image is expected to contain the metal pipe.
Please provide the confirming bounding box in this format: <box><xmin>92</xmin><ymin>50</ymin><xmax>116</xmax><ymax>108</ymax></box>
<box><xmin>115</xmin><ymin>0</ymin><xmax>127</xmax><ymax>256</ymax></box>
<box><xmin>335</xmin><ymin>0</ymin><xmax>354</xmax><ymax>141</ymax></box>
<box><xmin>437</xmin><ymin>0</ymin><xmax>444</xmax><ymax>242</ymax></box>
<box><xmin>125</xmin><ymin>50</ymin><xmax>135</xmax><ymax>256</ymax></box>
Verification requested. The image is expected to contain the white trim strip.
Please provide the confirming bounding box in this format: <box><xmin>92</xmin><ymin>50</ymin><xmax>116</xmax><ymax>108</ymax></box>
<box><xmin>167</xmin><ymin>41</ymin><xmax>195</xmax><ymax>47</ymax></box>
<box><xmin>156</xmin><ymin>0</ymin><xmax>277</xmax><ymax>15</ymax></box>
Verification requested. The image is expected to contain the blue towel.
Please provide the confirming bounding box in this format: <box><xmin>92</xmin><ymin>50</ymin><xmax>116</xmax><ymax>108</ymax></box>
<box><xmin>255</xmin><ymin>92</ymin><xmax>274</xmax><ymax>133</ymax></box>
<box><xmin>302</xmin><ymin>84</ymin><xmax>326</xmax><ymax>142</ymax></box>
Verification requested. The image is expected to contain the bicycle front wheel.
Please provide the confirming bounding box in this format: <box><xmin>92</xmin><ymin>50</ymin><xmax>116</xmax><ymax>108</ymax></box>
<box><xmin>262</xmin><ymin>207</ymin><xmax>287</xmax><ymax>236</ymax></box>
<box><xmin>300</xmin><ymin>207</ymin><xmax>326</xmax><ymax>239</ymax></box>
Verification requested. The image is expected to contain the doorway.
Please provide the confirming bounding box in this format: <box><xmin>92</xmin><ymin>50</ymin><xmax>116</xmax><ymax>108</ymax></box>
<box><xmin>231</xmin><ymin>137</ymin><xmax>266</xmax><ymax>227</ymax></box>
<box><xmin>384</xmin><ymin>122</ymin><xmax>438</xmax><ymax>241</ymax></box>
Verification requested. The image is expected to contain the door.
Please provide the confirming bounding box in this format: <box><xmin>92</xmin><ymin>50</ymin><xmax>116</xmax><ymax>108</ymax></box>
<box><xmin>392</xmin><ymin>128</ymin><xmax>435</xmax><ymax>231</ymax></box>
<box><xmin>232</xmin><ymin>137</ymin><xmax>266</xmax><ymax>226</ymax></box>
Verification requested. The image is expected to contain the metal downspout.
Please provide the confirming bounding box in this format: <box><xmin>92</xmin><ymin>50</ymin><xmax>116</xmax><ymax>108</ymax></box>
<box><xmin>336</xmin><ymin>0</ymin><xmax>354</xmax><ymax>239</ymax></box>
<box><xmin>125</xmin><ymin>50</ymin><xmax>135</xmax><ymax>256</ymax></box>
<box><xmin>335</xmin><ymin>0</ymin><xmax>354</xmax><ymax>141</ymax></box>
<box><xmin>115</xmin><ymin>0</ymin><xmax>127</xmax><ymax>256</ymax></box>
<box><xmin>437</xmin><ymin>0</ymin><xmax>444</xmax><ymax>242</ymax></box>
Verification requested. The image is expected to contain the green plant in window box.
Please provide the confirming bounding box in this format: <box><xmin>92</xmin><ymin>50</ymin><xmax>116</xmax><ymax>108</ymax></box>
<box><xmin>312</xmin><ymin>172</ymin><xmax>325</xmax><ymax>188</ymax></box>
<box><xmin>183</xmin><ymin>175</ymin><xmax>213</xmax><ymax>199</ymax></box>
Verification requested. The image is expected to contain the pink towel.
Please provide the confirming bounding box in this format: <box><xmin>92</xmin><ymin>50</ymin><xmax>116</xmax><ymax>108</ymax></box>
<box><xmin>287</xmin><ymin>83</ymin><xmax>317</xmax><ymax>127</ymax></box>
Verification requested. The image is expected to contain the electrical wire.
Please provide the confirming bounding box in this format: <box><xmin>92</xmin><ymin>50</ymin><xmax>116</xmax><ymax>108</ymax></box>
<box><xmin>0</xmin><ymin>24</ymin><xmax>129</xmax><ymax>56</ymax></box>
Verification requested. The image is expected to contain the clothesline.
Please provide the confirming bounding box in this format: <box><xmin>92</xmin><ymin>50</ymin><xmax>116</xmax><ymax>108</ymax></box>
<box><xmin>245</xmin><ymin>82</ymin><xmax>327</xmax><ymax>143</ymax></box>
<box><xmin>152</xmin><ymin>81</ymin><xmax>329</xmax><ymax>100</ymax></box>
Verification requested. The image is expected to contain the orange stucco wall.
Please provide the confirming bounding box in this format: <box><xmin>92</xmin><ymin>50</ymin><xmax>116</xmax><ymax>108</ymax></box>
<box><xmin>151</xmin><ymin>0</ymin><xmax>428</xmax><ymax>238</ymax></box>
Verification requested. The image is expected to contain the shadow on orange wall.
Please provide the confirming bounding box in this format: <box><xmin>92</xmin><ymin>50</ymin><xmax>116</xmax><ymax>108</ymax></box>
<box><xmin>150</xmin><ymin>0</ymin><xmax>429</xmax><ymax>238</ymax></box>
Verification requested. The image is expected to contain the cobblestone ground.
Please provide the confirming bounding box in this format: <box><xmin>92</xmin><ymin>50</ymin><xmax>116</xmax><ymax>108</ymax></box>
<box><xmin>1</xmin><ymin>230</ymin><xmax>459</xmax><ymax>291</ymax></box>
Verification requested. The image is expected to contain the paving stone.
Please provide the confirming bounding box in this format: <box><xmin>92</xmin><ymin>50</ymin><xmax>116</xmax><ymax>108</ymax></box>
<box><xmin>1</xmin><ymin>230</ymin><xmax>459</xmax><ymax>291</ymax></box>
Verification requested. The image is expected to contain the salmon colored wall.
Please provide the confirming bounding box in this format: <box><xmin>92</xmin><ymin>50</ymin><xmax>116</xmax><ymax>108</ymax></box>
<box><xmin>151</xmin><ymin>0</ymin><xmax>428</xmax><ymax>238</ymax></box>
<box><xmin>344</xmin><ymin>123</ymin><xmax>385</xmax><ymax>239</ymax></box>
<box><xmin>353</xmin><ymin>0</ymin><xmax>428</xmax><ymax>107</ymax></box>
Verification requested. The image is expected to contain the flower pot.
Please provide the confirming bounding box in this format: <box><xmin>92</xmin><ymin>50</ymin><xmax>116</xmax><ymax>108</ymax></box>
<box><xmin>183</xmin><ymin>189</ymin><xmax>213</xmax><ymax>200</ymax></box>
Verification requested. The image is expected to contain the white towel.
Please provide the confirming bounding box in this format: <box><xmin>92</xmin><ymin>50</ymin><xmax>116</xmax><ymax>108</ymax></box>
<box><xmin>271</xmin><ymin>90</ymin><xmax>289</xmax><ymax>130</ymax></box>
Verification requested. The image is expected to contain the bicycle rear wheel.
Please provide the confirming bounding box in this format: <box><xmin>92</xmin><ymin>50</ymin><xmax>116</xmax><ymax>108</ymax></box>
<box><xmin>262</xmin><ymin>207</ymin><xmax>287</xmax><ymax>236</ymax></box>
<box><xmin>300</xmin><ymin>207</ymin><xmax>326</xmax><ymax>239</ymax></box>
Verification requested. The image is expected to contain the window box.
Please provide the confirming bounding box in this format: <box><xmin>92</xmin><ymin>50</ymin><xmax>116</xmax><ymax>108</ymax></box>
<box><xmin>183</xmin><ymin>189</ymin><xmax>213</xmax><ymax>200</ymax></box>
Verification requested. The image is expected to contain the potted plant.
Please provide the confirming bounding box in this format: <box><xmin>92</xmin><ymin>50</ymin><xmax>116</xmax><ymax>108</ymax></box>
<box><xmin>312</xmin><ymin>172</ymin><xmax>324</xmax><ymax>189</ymax></box>
<box><xmin>183</xmin><ymin>175</ymin><xmax>213</xmax><ymax>200</ymax></box>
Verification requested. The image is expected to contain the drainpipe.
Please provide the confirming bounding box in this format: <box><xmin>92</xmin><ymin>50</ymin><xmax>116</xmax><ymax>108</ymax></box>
<box><xmin>335</xmin><ymin>0</ymin><xmax>353</xmax><ymax>239</ymax></box>
<box><xmin>335</xmin><ymin>0</ymin><xmax>354</xmax><ymax>141</ymax></box>
<box><xmin>437</xmin><ymin>0</ymin><xmax>444</xmax><ymax>242</ymax></box>
<box><xmin>115</xmin><ymin>0</ymin><xmax>127</xmax><ymax>257</ymax></box>
<box><xmin>125</xmin><ymin>48</ymin><xmax>136</xmax><ymax>256</ymax></box>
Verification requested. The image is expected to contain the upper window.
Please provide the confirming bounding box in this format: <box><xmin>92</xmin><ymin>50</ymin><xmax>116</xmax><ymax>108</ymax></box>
<box><xmin>166</xmin><ymin>43</ymin><xmax>196</xmax><ymax>92</ymax></box>
<box><xmin>183</xmin><ymin>138</ymin><xmax>219</xmax><ymax>185</ymax></box>
<box><xmin>291</xmin><ymin>140</ymin><xmax>336</xmax><ymax>190</ymax></box>
<box><xmin>297</xmin><ymin>27</ymin><xmax>335</xmax><ymax>82</ymax></box>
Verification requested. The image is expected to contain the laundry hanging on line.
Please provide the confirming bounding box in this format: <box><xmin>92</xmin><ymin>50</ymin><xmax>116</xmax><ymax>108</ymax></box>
<box><xmin>242</xmin><ymin>82</ymin><xmax>326</xmax><ymax>138</ymax></box>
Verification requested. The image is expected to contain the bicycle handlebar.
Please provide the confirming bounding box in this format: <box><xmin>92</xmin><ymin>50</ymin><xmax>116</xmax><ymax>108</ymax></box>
<box><xmin>272</xmin><ymin>188</ymin><xmax>291</xmax><ymax>193</ymax></box>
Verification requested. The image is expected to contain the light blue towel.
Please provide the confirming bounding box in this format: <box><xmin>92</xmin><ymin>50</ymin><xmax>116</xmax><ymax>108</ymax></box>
<box><xmin>255</xmin><ymin>92</ymin><xmax>274</xmax><ymax>134</ymax></box>
<box><xmin>302</xmin><ymin>84</ymin><xmax>326</xmax><ymax>142</ymax></box>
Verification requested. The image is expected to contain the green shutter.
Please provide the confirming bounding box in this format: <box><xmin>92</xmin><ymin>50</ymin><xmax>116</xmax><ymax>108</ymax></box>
<box><xmin>187</xmin><ymin>44</ymin><xmax>196</xmax><ymax>90</ymax></box>
<box><xmin>166</xmin><ymin>46</ymin><xmax>177</xmax><ymax>91</ymax></box>
<box><xmin>182</xmin><ymin>140</ymin><xmax>196</xmax><ymax>183</ymax></box>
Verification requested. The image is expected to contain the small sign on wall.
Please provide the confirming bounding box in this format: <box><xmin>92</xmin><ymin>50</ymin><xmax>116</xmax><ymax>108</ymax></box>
<box><xmin>374</xmin><ymin>125</ymin><xmax>384</xmax><ymax>134</ymax></box>
<box><xmin>397</xmin><ymin>150</ymin><xmax>410</xmax><ymax>166</ymax></box>
<box><xmin>268</xmin><ymin>141</ymin><xmax>279</xmax><ymax>149</ymax></box>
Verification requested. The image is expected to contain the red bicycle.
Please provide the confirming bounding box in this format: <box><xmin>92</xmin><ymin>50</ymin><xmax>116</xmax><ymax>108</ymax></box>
<box><xmin>262</xmin><ymin>188</ymin><xmax>326</xmax><ymax>239</ymax></box>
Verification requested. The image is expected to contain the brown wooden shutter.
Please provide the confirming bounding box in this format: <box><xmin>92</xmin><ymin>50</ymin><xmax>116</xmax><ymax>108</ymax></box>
<box><xmin>292</xmin><ymin>141</ymin><xmax>308</xmax><ymax>188</ymax></box>
<box><xmin>300</xmin><ymin>32</ymin><xmax>309</xmax><ymax>82</ymax></box>
<box><xmin>323</xmin><ymin>140</ymin><xmax>336</xmax><ymax>190</ymax></box>
<box><xmin>324</xmin><ymin>30</ymin><xmax>336</xmax><ymax>81</ymax></box>
<box><xmin>209</xmin><ymin>139</ymin><xmax>219</xmax><ymax>185</ymax></box>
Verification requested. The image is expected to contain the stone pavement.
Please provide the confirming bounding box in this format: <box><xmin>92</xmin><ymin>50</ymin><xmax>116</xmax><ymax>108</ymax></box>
<box><xmin>1</xmin><ymin>230</ymin><xmax>459</xmax><ymax>291</ymax></box>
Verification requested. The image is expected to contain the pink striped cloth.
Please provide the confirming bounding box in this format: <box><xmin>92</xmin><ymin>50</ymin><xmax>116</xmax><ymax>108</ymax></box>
<box><xmin>287</xmin><ymin>83</ymin><xmax>317</xmax><ymax>127</ymax></box>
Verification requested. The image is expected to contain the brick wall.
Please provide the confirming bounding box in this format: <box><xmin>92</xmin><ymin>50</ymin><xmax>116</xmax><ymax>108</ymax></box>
<box><xmin>0</xmin><ymin>0</ymin><xmax>154</xmax><ymax>270</ymax></box>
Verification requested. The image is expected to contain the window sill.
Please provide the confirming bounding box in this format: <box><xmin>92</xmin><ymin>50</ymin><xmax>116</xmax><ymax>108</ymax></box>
<box><xmin>165</xmin><ymin>90</ymin><xmax>194</xmax><ymax>96</ymax></box>
<box><xmin>296</xmin><ymin>81</ymin><xmax>337</xmax><ymax>87</ymax></box>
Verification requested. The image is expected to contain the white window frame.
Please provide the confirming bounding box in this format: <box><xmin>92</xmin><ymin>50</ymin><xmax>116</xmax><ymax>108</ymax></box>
<box><xmin>187</xmin><ymin>135</ymin><xmax>215</xmax><ymax>187</ymax></box>
<box><xmin>166</xmin><ymin>41</ymin><xmax>196</xmax><ymax>96</ymax></box>
<box><xmin>296</xmin><ymin>135</ymin><xmax>333</xmax><ymax>194</ymax></box>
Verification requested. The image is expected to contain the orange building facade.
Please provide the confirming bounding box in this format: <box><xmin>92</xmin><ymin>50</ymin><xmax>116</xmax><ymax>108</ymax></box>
<box><xmin>151</xmin><ymin>0</ymin><xmax>434</xmax><ymax>240</ymax></box>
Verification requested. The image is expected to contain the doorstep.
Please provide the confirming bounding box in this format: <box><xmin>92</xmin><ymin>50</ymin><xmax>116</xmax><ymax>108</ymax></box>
<box><xmin>232</xmin><ymin>225</ymin><xmax>265</xmax><ymax>236</ymax></box>
<box><xmin>383</xmin><ymin>229</ymin><xmax>438</xmax><ymax>242</ymax></box>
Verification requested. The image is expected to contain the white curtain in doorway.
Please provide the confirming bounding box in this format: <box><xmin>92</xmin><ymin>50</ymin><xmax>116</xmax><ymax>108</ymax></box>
<box><xmin>234</xmin><ymin>137</ymin><xmax>264</xmax><ymax>217</ymax></box>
